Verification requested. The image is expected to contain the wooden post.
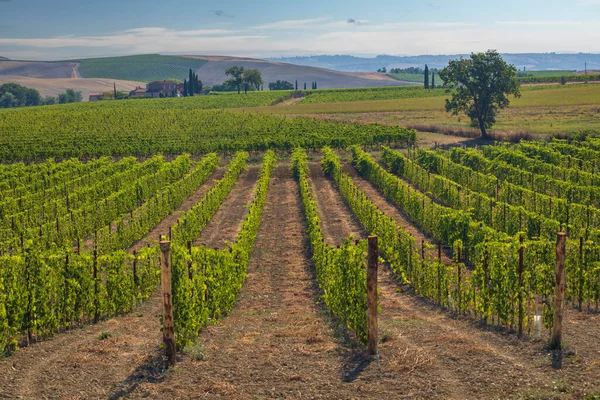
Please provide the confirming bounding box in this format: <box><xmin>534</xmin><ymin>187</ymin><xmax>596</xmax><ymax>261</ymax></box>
<box><xmin>160</xmin><ymin>240</ymin><xmax>176</xmax><ymax>366</ymax></box>
<box><xmin>437</xmin><ymin>242</ymin><xmax>442</xmax><ymax>306</ymax></box>
<box><xmin>518</xmin><ymin>234</ymin><xmax>524</xmax><ymax>336</ymax></box>
<box><xmin>133</xmin><ymin>250</ymin><xmax>138</xmax><ymax>287</ymax></box>
<box><xmin>551</xmin><ymin>232</ymin><xmax>567</xmax><ymax>350</ymax></box>
<box><xmin>93</xmin><ymin>246</ymin><xmax>99</xmax><ymax>324</ymax></box>
<box><xmin>367</xmin><ymin>236</ymin><xmax>378</xmax><ymax>358</ymax></box>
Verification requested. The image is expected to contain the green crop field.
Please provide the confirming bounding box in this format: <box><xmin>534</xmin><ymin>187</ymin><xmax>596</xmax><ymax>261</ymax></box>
<box><xmin>73</xmin><ymin>54</ymin><xmax>208</xmax><ymax>82</ymax></box>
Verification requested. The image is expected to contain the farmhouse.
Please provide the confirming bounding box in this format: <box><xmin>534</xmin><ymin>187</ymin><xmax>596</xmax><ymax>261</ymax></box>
<box><xmin>88</xmin><ymin>92</ymin><xmax>102</xmax><ymax>101</ymax></box>
<box><xmin>129</xmin><ymin>87</ymin><xmax>151</xmax><ymax>98</ymax></box>
<box><xmin>146</xmin><ymin>80</ymin><xmax>178</xmax><ymax>98</ymax></box>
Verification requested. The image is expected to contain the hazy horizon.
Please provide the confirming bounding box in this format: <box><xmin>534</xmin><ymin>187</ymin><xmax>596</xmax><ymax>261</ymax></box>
<box><xmin>1</xmin><ymin>0</ymin><xmax>600</xmax><ymax>61</ymax></box>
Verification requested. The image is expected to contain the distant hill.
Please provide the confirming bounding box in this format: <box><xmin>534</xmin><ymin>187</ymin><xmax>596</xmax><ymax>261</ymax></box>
<box><xmin>0</xmin><ymin>75</ymin><xmax>144</xmax><ymax>100</ymax></box>
<box><xmin>0</xmin><ymin>57</ymin><xmax>9</xmax><ymax>61</ymax></box>
<box><xmin>267</xmin><ymin>53</ymin><xmax>600</xmax><ymax>73</ymax></box>
<box><xmin>0</xmin><ymin>60</ymin><xmax>77</xmax><ymax>78</ymax></box>
<box><xmin>73</xmin><ymin>54</ymin><xmax>208</xmax><ymax>82</ymax></box>
<box><xmin>0</xmin><ymin>54</ymin><xmax>412</xmax><ymax>90</ymax></box>
<box><xmin>190</xmin><ymin>55</ymin><xmax>408</xmax><ymax>89</ymax></box>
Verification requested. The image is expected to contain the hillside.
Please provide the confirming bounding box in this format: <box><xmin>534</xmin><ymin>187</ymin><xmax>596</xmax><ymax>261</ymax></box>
<box><xmin>0</xmin><ymin>75</ymin><xmax>144</xmax><ymax>99</ymax></box>
<box><xmin>188</xmin><ymin>55</ymin><xmax>409</xmax><ymax>89</ymax></box>
<box><xmin>0</xmin><ymin>57</ymin><xmax>9</xmax><ymax>61</ymax></box>
<box><xmin>74</xmin><ymin>54</ymin><xmax>209</xmax><ymax>82</ymax></box>
<box><xmin>268</xmin><ymin>53</ymin><xmax>600</xmax><ymax>72</ymax></box>
<box><xmin>0</xmin><ymin>61</ymin><xmax>77</xmax><ymax>78</ymax></box>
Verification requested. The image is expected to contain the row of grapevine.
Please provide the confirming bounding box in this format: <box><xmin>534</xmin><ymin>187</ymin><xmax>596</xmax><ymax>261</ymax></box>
<box><xmin>0</xmin><ymin>107</ymin><xmax>415</xmax><ymax>161</ymax></box>
<box><xmin>351</xmin><ymin>146</ymin><xmax>507</xmax><ymax>264</ymax></box>
<box><xmin>171</xmin><ymin>152</ymin><xmax>248</xmax><ymax>245</ymax></box>
<box><xmin>327</xmin><ymin>147</ymin><xmax>562</xmax><ymax>335</ymax></box>
<box><xmin>169</xmin><ymin>151</ymin><xmax>277</xmax><ymax>348</ymax></box>
<box><xmin>482</xmin><ymin>144</ymin><xmax>600</xmax><ymax>189</ymax></box>
<box><xmin>447</xmin><ymin>147</ymin><xmax>600</xmax><ymax>206</ymax></box>
<box><xmin>0</xmin><ymin>154</ymin><xmax>226</xmax><ymax>354</ymax></box>
<box><xmin>96</xmin><ymin>154</ymin><xmax>219</xmax><ymax>253</ymax></box>
<box><xmin>0</xmin><ymin>157</ymin><xmax>135</xmax><ymax>223</ymax></box>
<box><xmin>0</xmin><ymin>155</ymin><xmax>192</xmax><ymax>254</ymax></box>
<box><xmin>1</xmin><ymin>156</ymin><xmax>162</xmax><ymax>235</ymax></box>
<box><xmin>516</xmin><ymin>141</ymin><xmax>600</xmax><ymax>174</ymax></box>
<box><xmin>0</xmin><ymin>245</ymin><xmax>160</xmax><ymax>353</ymax></box>
<box><xmin>414</xmin><ymin>148</ymin><xmax>600</xmax><ymax>233</ymax></box>
<box><xmin>546</xmin><ymin>139</ymin><xmax>600</xmax><ymax>173</ymax></box>
<box><xmin>292</xmin><ymin>148</ymin><xmax>369</xmax><ymax>342</ymax></box>
<box><xmin>383</xmin><ymin>147</ymin><xmax>600</xmax><ymax>241</ymax></box>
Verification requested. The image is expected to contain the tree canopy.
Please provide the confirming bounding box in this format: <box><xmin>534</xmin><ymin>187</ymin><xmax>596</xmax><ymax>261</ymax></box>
<box><xmin>0</xmin><ymin>83</ymin><xmax>41</xmax><ymax>108</ymax></box>
<box><xmin>225</xmin><ymin>66</ymin><xmax>245</xmax><ymax>94</ymax></box>
<box><xmin>242</xmin><ymin>69</ymin><xmax>263</xmax><ymax>94</ymax></box>
<box><xmin>268</xmin><ymin>80</ymin><xmax>294</xmax><ymax>91</ymax></box>
<box><xmin>439</xmin><ymin>50</ymin><xmax>521</xmax><ymax>138</ymax></box>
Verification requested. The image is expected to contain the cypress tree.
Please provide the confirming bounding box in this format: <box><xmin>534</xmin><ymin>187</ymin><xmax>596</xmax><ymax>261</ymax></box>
<box><xmin>432</xmin><ymin>71</ymin><xmax>435</xmax><ymax>89</ymax></box>
<box><xmin>295</xmin><ymin>80</ymin><xmax>298</xmax><ymax>90</ymax></box>
<box><xmin>113</xmin><ymin>82</ymin><xmax>117</xmax><ymax>99</ymax></box>
<box><xmin>188</xmin><ymin>69</ymin><xmax>194</xmax><ymax>96</ymax></box>
<box><xmin>315</xmin><ymin>81</ymin><xmax>317</xmax><ymax>89</ymax></box>
<box><xmin>424</xmin><ymin>65</ymin><xmax>430</xmax><ymax>89</ymax></box>
<box><xmin>304</xmin><ymin>82</ymin><xmax>306</xmax><ymax>90</ymax></box>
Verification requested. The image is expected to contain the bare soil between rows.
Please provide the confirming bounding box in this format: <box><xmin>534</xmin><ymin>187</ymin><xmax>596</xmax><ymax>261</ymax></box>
<box><xmin>1</xmin><ymin>161</ymin><xmax>600</xmax><ymax>399</ymax></box>
<box><xmin>193</xmin><ymin>164</ymin><xmax>260</xmax><ymax>249</ymax></box>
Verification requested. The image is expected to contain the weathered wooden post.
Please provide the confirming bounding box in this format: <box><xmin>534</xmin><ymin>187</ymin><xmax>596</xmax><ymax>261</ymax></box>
<box><xmin>367</xmin><ymin>236</ymin><xmax>378</xmax><ymax>358</ymax></box>
<box><xmin>551</xmin><ymin>232</ymin><xmax>567</xmax><ymax>350</ymax></box>
<box><xmin>518</xmin><ymin>234</ymin><xmax>524</xmax><ymax>336</ymax></box>
<box><xmin>160</xmin><ymin>240</ymin><xmax>176</xmax><ymax>366</ymax></box>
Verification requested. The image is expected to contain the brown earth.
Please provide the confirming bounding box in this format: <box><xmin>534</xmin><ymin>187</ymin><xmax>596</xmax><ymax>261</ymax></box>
<box><xmin>341</xmin><ymin>161</ymin><xmax>454</xmax><ymax>265</ymax></box>
<box><xmin>308</xmin><ymin>160</ymin><xmax>365</xmax><ymax>246</ymax></box>
<box><xmin>191</xmin><ymin>56</ymin><xmax>410</xmax><ymax>89</ymax></box>
<box><xmin>128</xmin><ymin>166</ymin><xmax>226</xmax><ymax>253</ymax></box>
<box><xmin>0</xmin><ymin>75</ymin><xmax>144</xmax><ymax>100</ymax></box>
<box><xmin>0</xmin><ymin>61</ymin><xmax>77</xmax><ymax>79</ymax></box>
<box><xmin>193</xmin><ymin>164</ymin><xmax>260</xmax><ymax>249</ymax></box>
<box><xmin>1</xmin><ymin>160</ymin><xmax>600</xmax><ymax>399</ymax></box>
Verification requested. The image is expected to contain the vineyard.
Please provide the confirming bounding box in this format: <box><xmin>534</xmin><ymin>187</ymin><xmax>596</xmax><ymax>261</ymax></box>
<box><xmin>0</xmin><ymin>105</ymin><xmax>414</xmax><ymax>162</ymax></box>
<box><xmin>1</xmin><ymin>115</ymin><xmax>600</xmax><ymax>397</ymax></box>
<box><xmin>73</xmin><ymin>54</ymin><xmax>209</xmax><ymax>82</ymax></box>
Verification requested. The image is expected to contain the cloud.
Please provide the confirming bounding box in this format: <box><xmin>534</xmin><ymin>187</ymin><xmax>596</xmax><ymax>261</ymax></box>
<box><xmin>578</xmin><ymin>0</ymin><xmax>600</xmax><ymax>5</ymax></box>
<box><xmin>496</xmin><ymin>20</ymin><xmax>584</xmax><ymax>26</ymax></box>
<box><xmin>2</xmin><ymin>22</ymin><xmax>600</xmax><ymax>60</ymax></box>
<box><xmin>346</xmin><ymin>18</ymin><xmax>367</xmax><ymax>26</ymax></box>
<box><xmin>210</xmin><ymin>10</ymin><xmax>234</xmax><ymax>18</ymax></box>
<box><xmin>251</xmin><ymin>17</ymin><xmax>331</xmax><ymax>30</ymax></box>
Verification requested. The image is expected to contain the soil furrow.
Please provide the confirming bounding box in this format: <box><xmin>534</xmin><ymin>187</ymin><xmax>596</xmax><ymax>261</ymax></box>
<box><xmin>193</xmin><ymin>164</ymin><xmax>260</xmax><ymax>249</ymax></box>
<box><xmin>308</xmin><ymin>160</ymin><xmax>365</xmax><ymax>246</ymax></box>
<box><xmin>342</xmin><ymin>162</ymin><xmax>454</xmax><ymax>265</ymax></box>
<box><xmin>128</xmin><ymin>166</ymin><xmax>226</xmax><ymax>253</ymax></box>
<box><xmin>126</xmin><ymin>165</ymin><xmax>358</xmax><ymax>399</ymax></box>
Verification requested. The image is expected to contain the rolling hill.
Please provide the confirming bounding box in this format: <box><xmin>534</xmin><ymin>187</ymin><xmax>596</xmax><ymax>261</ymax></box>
<box><xmin>0</xmin><ymin>75</ymin><xmax>144</xmax><ymax>99</ymax></box>
<box><xmin>73</xmin><ymin>54</ymin><xmax>209</xmax><ymax>82</ymax></box>
<box><xmin>0</xmin><ymin>54</ymin><xmax>411</xmax><ymax>93</ymax></box>
<box><xmin>189</xmin><ymin>55</ymin><xmax>408</xmax><ymax>89</ymax></box>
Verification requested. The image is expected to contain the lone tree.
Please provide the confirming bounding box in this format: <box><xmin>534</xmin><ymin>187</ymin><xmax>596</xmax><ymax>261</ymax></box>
<box><xmin>225</xmin><ymin>66</ymin><xmax>245</xmax><ymax>94</ymax></box>
<box><xmin>438</xmin><ymin>50</ymin><xmax>520</xmax><ymax>139</ymax></box>
<box><xmin>242</xmin><ymin>69</ymin><xmax>263</xmax><ymax>94</ymax></box>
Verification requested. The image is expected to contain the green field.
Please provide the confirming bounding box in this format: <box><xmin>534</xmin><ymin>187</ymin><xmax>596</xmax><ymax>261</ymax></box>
<box><xmin>73</xmin><ymin>54</ymin><xmax>208</xmax><ymax>82</ymax></box>
<box><xmin>0</xmin><ymin>99</ymin><xmax>415</xmax><ymax>161</ymax></box>
<box><xmin>82</xmin><ymin>90</ymin><xmax>293</xmax><ymax>110</ymax></box>
<box><xmin>247</xmin><ymin>84</ymin><xmax>600</xmax><ymax>138</ymax></box>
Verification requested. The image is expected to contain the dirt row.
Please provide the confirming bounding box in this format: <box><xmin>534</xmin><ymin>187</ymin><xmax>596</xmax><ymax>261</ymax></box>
<box><xmin>1</xmin><ymin>157</ymin><xmax>600</xmax><ymax>399</ymax></box>
<box><xmin>193</xmin><ymin>164</ymin><xmax>260</xmax><ymax>249</ymax></box>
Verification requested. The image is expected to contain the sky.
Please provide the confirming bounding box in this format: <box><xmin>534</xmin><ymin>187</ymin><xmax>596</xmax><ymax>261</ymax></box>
<box><xmin>1</xmin><ymin>0</ymin><xmax>600</xmax><ymax>60</ymax></box>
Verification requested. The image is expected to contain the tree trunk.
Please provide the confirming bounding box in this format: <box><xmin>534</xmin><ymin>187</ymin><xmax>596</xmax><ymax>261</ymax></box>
<box><xmin>478</xmin><ymin>117</ymin><xmax>488</xmax><ymax>139</ymax></box>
